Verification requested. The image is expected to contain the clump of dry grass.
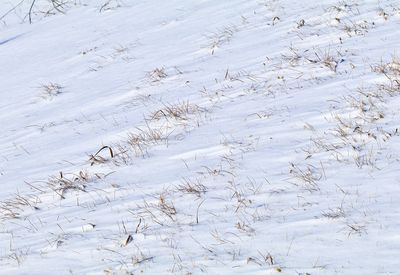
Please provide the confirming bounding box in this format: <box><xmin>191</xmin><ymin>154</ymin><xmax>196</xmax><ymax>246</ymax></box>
<box><xmin>39</xmin><ymin>82</ymin><xmax>63</xmax><ymax>99</ymax></box>
<box><xmin>149</xmin><ymin>101</ymin><xmax>206</xmax><ymax>127</ymax></box>
<box><xmin>206</xmin><ymin>25</ymin><xmax>237</xmax><ymax>54</ymax></box>
<box><xmin>322</xmin><ymin>207</ymin><xmax>346</xmax><ymax>219</ymax></box>
<box><xmin>136</xmin><ymin>191</ymin><xmax>177</xmax><ymax>225</ymax></box>
<box><xmin>289</xmin><ymin>162</ymin><xmax>322</xmax><ymax>191</ymax></box>
<box><xmin>89</xmin><ymin>145</ymin><xmax>114</xmax><ymax>166</ymax></box>
<box><xmin>0</xmin><ymin>194</ymin><xmax>40</xmax><ymax>219</ymax></box>
<box><xmin>377</xmin><ymin>8</ymin><xmax>389</xmax><ymax>20</ymax></box>
<box><xmin>127</xmin><ymin>122</ymin><xmax>171</xmax><ymax>157</ymax></box>
<box><xmin>149</xmin><ymin>67</ymin><xmax>167</xmax><ymax>82</ymax></box>
<box><xmin>342</xmin><ymin>20</ymin><xmax>370</xmax><ymax>37</ymax></box>
<box><xmin>305</xmin><ymin>48</ymin><xmax>342</xmax><ymax>72</ymax></box>
<box><xmin>46</xmin><ymin>170</ymin><xmax>95</xmax><ymax>199</ymax></box>
<box><xmin>247</xmin><ymin>251</ymin><xmax>278</xmax><ymax>268</ymax></box>
<box><xmin>156</xmin><ymin>98</ymin><xmax>204</xmax><ymax>128</ymax></box>
<box><xmin>176</xmin><ymin>177</ymin><xmax>207</xmax><ymax>198</ymax></box>
<box><xmin>372</xmin><ymin>55</ymin><xmax>400</xmax><ymax>95</ymax></box>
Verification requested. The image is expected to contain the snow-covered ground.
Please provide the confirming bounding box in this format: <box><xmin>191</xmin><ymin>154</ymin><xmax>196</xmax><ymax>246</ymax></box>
<box><xmin>1</xmin><ymin>0</ymin><xmax>400</xmax><ymax>274</ymax></box>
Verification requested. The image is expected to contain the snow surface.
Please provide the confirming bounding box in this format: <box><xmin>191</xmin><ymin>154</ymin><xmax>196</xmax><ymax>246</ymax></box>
<box><xmin>1</xmin><ymin>0</ymin><xmax>400</xmax><ymax>274</ymax></box>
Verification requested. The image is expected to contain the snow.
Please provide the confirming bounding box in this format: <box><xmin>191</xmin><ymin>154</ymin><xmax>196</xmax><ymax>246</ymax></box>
<box><xmin>0</xmin><ymin>0</ymin><xmax>400</xmax><ymax>274</ymax></box>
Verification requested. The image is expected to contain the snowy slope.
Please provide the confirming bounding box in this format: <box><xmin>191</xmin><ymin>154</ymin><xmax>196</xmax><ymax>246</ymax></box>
<box><xmin>1</xmin><ymin>0</ymin><xmax>400</xmax><ymax>274</ymax></box>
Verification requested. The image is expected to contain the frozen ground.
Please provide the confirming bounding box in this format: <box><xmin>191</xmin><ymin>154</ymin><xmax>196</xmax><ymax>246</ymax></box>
<box><xmin>0</xmin><ymin>0</ymin><xmax>400</xmax><ymax>274</ymax></box>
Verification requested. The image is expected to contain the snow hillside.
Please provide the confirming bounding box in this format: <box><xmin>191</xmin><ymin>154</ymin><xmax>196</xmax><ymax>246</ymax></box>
<box><xmin>0</xmin><ymin>0</ymin><xmax>400</xmax><ymax>274</ymax></box>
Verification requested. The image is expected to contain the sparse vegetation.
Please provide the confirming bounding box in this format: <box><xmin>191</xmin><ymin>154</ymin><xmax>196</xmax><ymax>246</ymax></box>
<box><xmin>1</xmin><ymin>0</ymin><xmax>399</xmax><ymax>274</ymax></box>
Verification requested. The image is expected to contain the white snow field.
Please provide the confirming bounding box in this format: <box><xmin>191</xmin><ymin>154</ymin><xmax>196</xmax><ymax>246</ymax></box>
<box><xmin>0</xmin><ymin>0</ymin><xmax>400</xmax><ymax>274</ymax></box>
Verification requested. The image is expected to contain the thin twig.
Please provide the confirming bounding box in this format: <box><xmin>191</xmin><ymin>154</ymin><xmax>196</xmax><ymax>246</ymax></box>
<box><xmin>28</xmin><ymin>0</ymin><xmax>37</xmax><ymax>24</ymax></box>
